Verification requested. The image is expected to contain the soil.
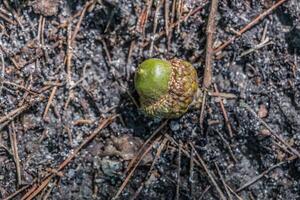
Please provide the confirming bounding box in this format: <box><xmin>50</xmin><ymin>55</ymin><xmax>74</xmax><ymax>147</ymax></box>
<box><xmin>0</xmin><ymin>0</ymin><xmax>300</xmax><ymax>200</ymax></box>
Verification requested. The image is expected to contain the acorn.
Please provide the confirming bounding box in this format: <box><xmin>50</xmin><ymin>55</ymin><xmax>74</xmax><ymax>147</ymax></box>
<box><xmin>134</xmin><ymin>58</ymin><xmax>201</xmax><ymax>118</ymax></box>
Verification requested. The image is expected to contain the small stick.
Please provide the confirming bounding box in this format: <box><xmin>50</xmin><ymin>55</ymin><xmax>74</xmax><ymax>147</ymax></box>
<box><xmin>189</xmin><ymin>147</ymin><xmax>195</xmax><ymax>198</ymax></box>
<box><xmin>43</xmin><ymin>83</ymin><xmax>58</xmax><ymax>120</ymax></box>
<box><xmin>225</xmin><ymin>183</ymin><xmax>243</xmax><ymax>200</ymax></box>
<box><xmin>214</xmin><ymin>0</ymin><xmax>288</xmax><ymax>54</ymax></box>
<box><xmin>203</xmin><ymin>0</ymin><xmax>218</xmax><ymax>88</ymax></box>
<box><xmin>142</xmin><ymin>0</ymin><xmax>153</xmax><ymax>37</ymax></box>
<box><xmin>9</xmin><ymin>122</ymin><xmax>22</xmax><ymax>187</ymax></box>
<box><xmin>199</xmin><ymin>186</ymin><xmax>211</xmax><ymax>200</ymax></box>
<box><xmin>3</xmin><ymin>184</ymin><xmax>31</xmax><ymax>200</ymax></box>
<box><xmin>0</xmin><ymin>44</ymin><xmax>20</xmax><ymax>69</ymax></box>
<box><xmin>70</xmin><ymin>1</ymin><xmax>91</xmax><ymax>44</ymax></box>
<box><xmin>144</xmin><ymin>2</ymin><xmax>208</xmax><ymax>48</ymax></box>
<box><xmin>0</xmin><ymin>103</ymin><xmax>29</xmax><ymax>124</ymax></box>
<box><xmin>167</xmin><ymin>0</ymin><xmax>177</xmax><ymax>49</ymax></box>
<box><xmin>214</xmin><ymin>84</ymin><xmax>233</xmax><ymax>137</ymax></box>
<box><xmin>176</xmin><ymin>0</ymin><xmax>182</xmax><ymax>31</ymax></box>
<box><xmin>164</xmin><ymin>0</ymin><xmax>169</xmax><ymax>39</ymax></box>
<box><xmin>0</xmin><ymin>12</ymin><xmax>16</xmax><ymax>25</ymax></box>
<box><xmin>0</xmin><ymin>52</ymin><xmax>5</xmax><ymax>95</ymax></box>
<box><xmin>3</xmin><ymin>81</ymin><xmax>37</xmax><ymax>95</ymax></box>
<box><xmin>199</xmin><ymin>91</ymin><xmax>207</xmax><ymax>129</ymax></box>
<box><xmin>126</xmin><ymin>40</ymin><xmax>135</xmax><ymax>80</ymax></box>
<box><xmin>208</xmin><ymin>92</ymin><xmax>237</xmax><ymax>99</ymax></box>
<box><xmin>101</xmin><ymin>39</ymin><xmax>112</xmax><ymax>64</ymax></box>
<box><xmin>66</xmin><ymin>23</ymin><xmax>73</xmax><ymax>85</ymax></box>
<box><xmin>149</xmin><ymin>0</ymin><xmax>163</xmax><ymax>56</ymax></box>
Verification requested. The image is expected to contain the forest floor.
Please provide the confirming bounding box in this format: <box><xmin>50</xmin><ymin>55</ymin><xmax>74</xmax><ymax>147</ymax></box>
<box><xmin>0</xmin><ymin>0</ymin><xmax>300</xmax><ymax>199</ymax></box>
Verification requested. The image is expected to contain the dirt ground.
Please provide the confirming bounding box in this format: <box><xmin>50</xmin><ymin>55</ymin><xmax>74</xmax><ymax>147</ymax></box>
<box><xmin>0</xmin><ymin>0</ymin><xmax>300</xmax><ymax>199</ymax></box>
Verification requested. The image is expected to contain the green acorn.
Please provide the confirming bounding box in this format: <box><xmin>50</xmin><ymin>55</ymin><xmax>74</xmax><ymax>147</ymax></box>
<box><xmin>134</xmin><ymin>58</ymin><xmax>201</xmax><ymax>118</ymax></box>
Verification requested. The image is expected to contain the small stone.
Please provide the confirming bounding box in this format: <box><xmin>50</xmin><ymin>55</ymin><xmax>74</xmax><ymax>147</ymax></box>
<box><xmin>259</xmin><ymin>128</ymin><xmax>271</xmax><ymax>137</ymax></box>
<box><xmin>100</xmin><ymin>157</ymin><xmax>123</xmax><ymax>177</ymax></box>
<box><xmin>170</xmin><ymin>121</ymin><xmax>180</xmax><ymax>131</ymax></box>
<box><xmin>258</xmin><ymin>104</ymin><xmax>268</xmax><ymax>118</ymax></box>
<box><xmin>32</xmin><ymin>0</ymin><xmax>59</xmax><ymax>16</ymax></box>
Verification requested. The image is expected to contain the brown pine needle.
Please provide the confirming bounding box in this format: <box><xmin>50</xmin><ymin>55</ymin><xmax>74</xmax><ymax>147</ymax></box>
<box><xmin>214</xmin><ymin>0</ymin><xmax>288</xmax><ymax>54</ymax></box>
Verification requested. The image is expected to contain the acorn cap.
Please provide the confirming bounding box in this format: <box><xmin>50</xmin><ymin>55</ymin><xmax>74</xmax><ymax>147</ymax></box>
<box><xmin>134</xmin><ymin>58</ymin><xmax>199</xmax><ymax>118</ymax></box>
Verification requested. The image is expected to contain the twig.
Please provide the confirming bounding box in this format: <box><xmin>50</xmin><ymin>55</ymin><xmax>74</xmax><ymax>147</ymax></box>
<box><xmin>225</xmin><ymin>183</ymin><xmax>243</xmax><ymax>200</ymax></box>
<box><xmin>214</xmin><ymin>0</ymin><xmax>288</xmax><ymax>54</ymax></box>
<box><xmin>176</xmin><ymin>0</ymin><xmax>183</xmax><ymax>31</ymax></box>
<box><xmin>214</xmin><ymin>84</ymin><xmax>233</xmax><ymax>137</ymax></box>
<box><xmin>203</xmin><ymin>0</ymin><xmax>218</xmax><ymax>88</ymax></box>
<box><xmin>199</xmin><ymin>186</ymin><xmax>211</xmax><ymax>200</ymax></box>
<box><xmin>0</xmin><ymin>103</ymin><xmax>30</xmax><ymax>124</ymax></box>
<box><xmin>167</xmin><ymin>0</ymin><xmax>176</xmax><ymax>49</ymax></box>
<box><xmin>143</xmin><ymin>2</ymin><xmax>209</xmax><ymax>48</ymax></box>
<box><xmin>189</xmin><ymin>147</ymin><xmax>195</xmax><ymax>198</ymax></box>
<box><xmin>0</xmin><ymin>51</ymin><xmax>4</xmax><ymax>95</ymax></box>
<box><xmin>199</xmin><ymin>91</ymin><xmax>207</xmax><ymax>129</ymax></box>
<box><xmin>0</xmin><ymin>12</ymin><xmax>16</xmax><ymax>25</ymax></box>
<box><xmin>66</xmin><ymin>23</ymin><xmax>73</xmax><ymax>85</ymax></box>
<box><xmin>3</xmin><ymin>184</ymin><xmax>31</xmax><ymax>200</ymax></box>
<box><xmin>126</xmin><ymin>40</ymin><xmax>135</xmax><ymax>80</ymax></box>
<box><xmin>208</xmin><ymin>91</ymin><xmax>237</xmax><ymax>99</ymax></box>
<box><xmin>9</xmin><ymin>122</ymin><xmax>22</xmax><ymax>187</ymax></box>
<box><xmin>164</xmin><ymin>0</ymin><xmax>169</xmax><ymax>48</ymax></box>
<box><xmin>43</xmin><ymin>83</ymin><xmax>58</xmax><ymax>120</ymax></box>
<box><xmin>70</xmin><ymin>1</ymin><xmax>92</xmax><ymax>44</ymax></box>
<box><xmin>149</xmin><ymin>0</ymin><xmax>163</xmax><ymax>56</ymax></box>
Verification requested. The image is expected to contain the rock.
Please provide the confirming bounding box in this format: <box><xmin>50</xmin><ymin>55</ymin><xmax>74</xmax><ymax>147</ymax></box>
<box><xmin>258</xmin><ymin>104</ymin><xmax>268</xmax><ymax>118</ymax></box>
<box><xmin>100</xmin><ymin>157</ymin><xmax>123</xmax><ymax>177</ymax></box>
<box><xmin>32</xmin><ymin>0</ymin><xmax>59</xmax><ymax>16</ymax></box>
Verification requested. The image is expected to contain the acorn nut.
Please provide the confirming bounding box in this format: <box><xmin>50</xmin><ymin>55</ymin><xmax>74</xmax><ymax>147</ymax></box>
<box><xmin>134</xmin><ymin>58</ymin><xmax>200</xmax><ymax>118</ymax></box>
